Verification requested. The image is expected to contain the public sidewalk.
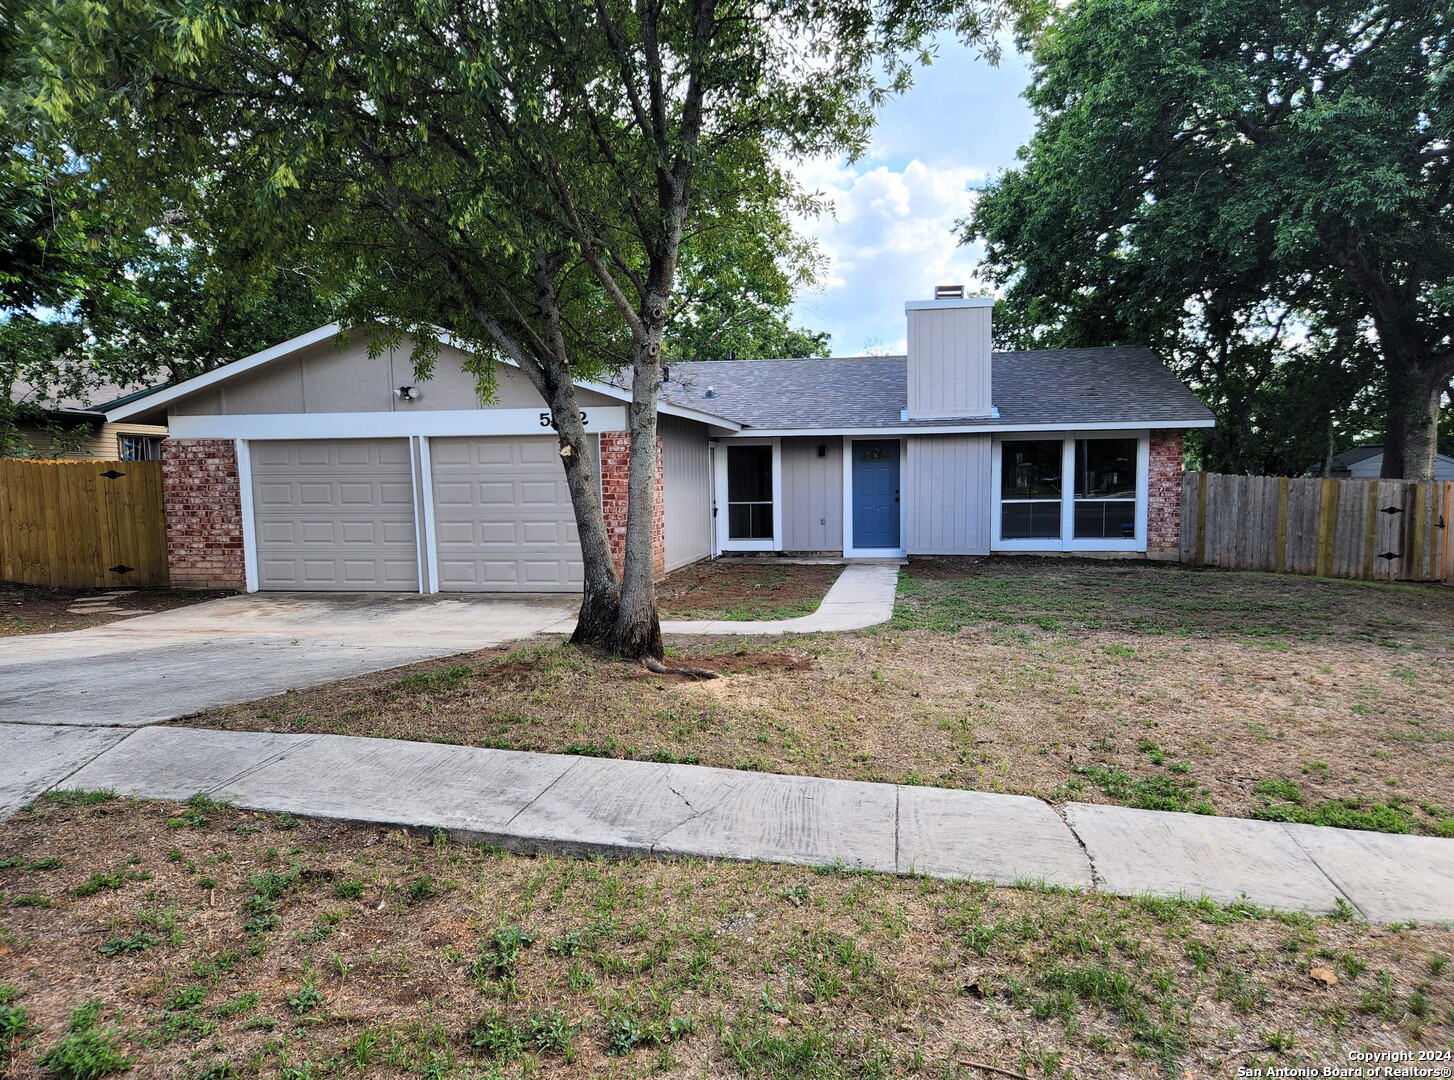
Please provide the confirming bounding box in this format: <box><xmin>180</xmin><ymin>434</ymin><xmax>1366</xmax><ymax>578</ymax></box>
<box><xmin>41</xmin><ymin>725</ymin><xmax>1454</xmax><ymax>925</ymax></box>
<box><xmin>660</xmin><ymin>562</ymin><xmax>900</xmax><ymax>635</ymax></box>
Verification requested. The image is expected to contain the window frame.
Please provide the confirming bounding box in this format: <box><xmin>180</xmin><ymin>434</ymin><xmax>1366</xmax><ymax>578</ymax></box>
<box><xmin>990</xmin><ymin>431</ymin><xmax>1149</xmax><ymax>553</ymax></box>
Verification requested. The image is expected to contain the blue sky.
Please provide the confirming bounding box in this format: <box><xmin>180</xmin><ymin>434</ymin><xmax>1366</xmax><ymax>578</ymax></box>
<box><xmin>787</xmin><ymin>36</ymin><xmax>1037</xmax><ymax>356</ymax></box>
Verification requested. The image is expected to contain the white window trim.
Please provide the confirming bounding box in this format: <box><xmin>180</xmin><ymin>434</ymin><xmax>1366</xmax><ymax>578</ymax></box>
<box><xmin>235</xmin><ymin>439</ymin><xmax>260</xmax><ymax>593</ymax></box>
<box><xmin>715</xmin><ymin>438</ymin><xmax>782</xmax><ymax>553</ymax></box>
<box><xmin>842</xmin><ymin>436</ymin><xmax>908</xmax><ymax>559</ymax></box>
<box><xmin>990</xmin><ymin>431</ymin><xmax>1149</xmax><ymax>553</ymax></box>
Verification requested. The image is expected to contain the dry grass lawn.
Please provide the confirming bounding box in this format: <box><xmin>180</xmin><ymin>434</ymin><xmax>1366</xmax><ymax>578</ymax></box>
<box><xmin>183</xmin><ymin>558</ymin><xmax>1454</xmax><ymax>837</ymax></box>
<box><xmin>0</xmin><ymin>795</ymin><xmax>1448</xmax><ymax>1079</ymax></box>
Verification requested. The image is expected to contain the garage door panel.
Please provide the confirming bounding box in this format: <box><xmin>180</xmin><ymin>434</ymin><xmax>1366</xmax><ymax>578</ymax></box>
<box><xmin>429</xmin><ymin>436</ymin><xmax>581</xmax><ymax>592</ymax></box>
<box><xmin>252</xmin><ymin>439</ymin><xmax>418</xmax><ymax>592</ymax></box>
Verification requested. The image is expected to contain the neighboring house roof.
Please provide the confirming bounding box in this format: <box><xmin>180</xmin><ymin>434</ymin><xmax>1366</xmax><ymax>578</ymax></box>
<box><xmin>1324</xmin><ymin>445</ymin><xmax>1454</xmax><ymax>481</ymax></box>
<box><xmin>8</xmin><ymin>377</ymin><xmax>147</xmax><ymax>418</ymax></box>
<box><xmin>663</xmin><ymin>347</ymin><xmax>1215</xmax><ymax>432</ymax></box>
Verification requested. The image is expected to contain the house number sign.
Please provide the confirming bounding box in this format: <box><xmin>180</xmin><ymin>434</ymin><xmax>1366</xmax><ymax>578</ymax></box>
<box><xmin>539</xmin><ymin>411</ymin><xmax>591</xmax><ymax>430</ymax></box>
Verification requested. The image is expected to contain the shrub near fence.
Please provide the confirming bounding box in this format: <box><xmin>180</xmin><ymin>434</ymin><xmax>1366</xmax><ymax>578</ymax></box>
<box><xmin>1181</xmin><ymin>472</ymin><xmax>1454</xmax><ymax>583</ymax></box>
<box><xmin>0</xmin><ymin>458</ymin><xmax>169</xmax><ymax>588</ymax></box>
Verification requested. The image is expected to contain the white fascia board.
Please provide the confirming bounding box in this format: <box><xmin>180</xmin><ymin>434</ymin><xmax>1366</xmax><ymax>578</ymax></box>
<box><xmin>169</xmin><ymin>407</ymin><xmax>628</xmax><ymax>440</ymax></box>
<box><xmin>725</xmin><ymin>418</ymin><xmax>1216</xmax><ymax>438</ymax></box>
<box><xmin>104</xmin><ymin>323</ymin><xmax>343</xmax><ymax>422</ymax></box>
<box><xmin>904</xmin><ymin>297</ymin><xmax>995</xmax><ymax>311</ymax></box>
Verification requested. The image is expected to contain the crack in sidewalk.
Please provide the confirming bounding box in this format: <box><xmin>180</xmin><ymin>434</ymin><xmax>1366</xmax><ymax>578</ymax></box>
<box><xmin>501</xmin><ymin>758</ymin><xmax>582</xmax><ymax>831</ymax></box>
<box><xmin>1279</xmin><ymin>824</ymin><xmax>1369</xmax><ymax>920</ymax></box>
<box><xmin>1053</xmin><ymin>804</ymin><xmax>1102</xmax><ymax>891</ymax></box>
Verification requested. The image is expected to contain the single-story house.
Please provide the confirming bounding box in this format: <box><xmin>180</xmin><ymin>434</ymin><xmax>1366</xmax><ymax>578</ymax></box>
<box><xmin>1320</xmin><ymin>445</ymin><xmax>1454</xmax><ymax>482</ymax></box>
<box><xmin>104</xmin><ymin>291</ymin><xmax>1215</xmax><ymax>592</ymax></box>
<box><xmin>8</xmin><ymin>377</ymin><xmax>168</xmax><ymax>461</ymax></box>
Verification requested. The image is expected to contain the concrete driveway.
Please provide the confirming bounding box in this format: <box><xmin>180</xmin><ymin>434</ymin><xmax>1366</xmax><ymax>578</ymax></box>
<box><xmin>0</xmin><ymin>592</ymin><xmax>577</xmax><ymax>815</ymax></box>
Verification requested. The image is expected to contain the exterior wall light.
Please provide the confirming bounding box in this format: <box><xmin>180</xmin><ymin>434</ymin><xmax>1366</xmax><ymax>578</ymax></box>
<box><xmin>397</xmin><ymin>386</ymin><xmax>420</xmax><ymax>401</ymax></box>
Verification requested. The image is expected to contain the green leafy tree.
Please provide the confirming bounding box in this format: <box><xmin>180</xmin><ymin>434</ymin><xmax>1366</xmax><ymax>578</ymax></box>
<box><xmin>967</xmin><ymin>0</ymin><xmax>1453</xmax><ymax>480</ymax></box>
<box><xmin>22</xmin><ymin>0</ymin><xmax>1031</xmax><ymax>658</ymax></box>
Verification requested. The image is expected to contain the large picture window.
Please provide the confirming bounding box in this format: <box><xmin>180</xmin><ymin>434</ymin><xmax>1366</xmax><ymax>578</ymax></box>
<box><xmin>996</xmin><ymin>435</ymin><xmax>1145</xmax><ymax>549</ymax></box>
<box><xmin>1073</xmin><ymin>438</ymin><xmax>1137</xmax><ymax>540</ymax></box>
<box><xmin>1000</xmin><ymin>439</ymin><xmax>1062</xmax><ymax>540</ymax></box>
<box><xmin>726</xmin><ymin>445</ymin><xmax>774</xmax><ymax>541</ymax></box>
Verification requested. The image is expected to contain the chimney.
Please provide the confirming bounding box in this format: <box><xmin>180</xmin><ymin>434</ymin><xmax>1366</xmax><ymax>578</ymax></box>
<box><xmin>905</xmin><ymin>287</ymin><xmax>993</xmax><ymax>419</ymax></box>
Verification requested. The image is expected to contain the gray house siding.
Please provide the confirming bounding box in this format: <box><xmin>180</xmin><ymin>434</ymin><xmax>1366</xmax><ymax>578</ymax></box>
<box><xmin>905</xmin><ymin>434</ymin><xmax>991</xmax><ymax>554</ymax></box>
<box><xmin>906</xmin><ymin>303</ymin><xmax>992</xmax><ymax>420</ymax></box>
<box><xmin>172</xmin><ymin>330</ymin><xmax>616</xmax><ymax>417</ymax></box>
<box><xmin>781</xmin><ymin>436</ymin><xmax>844</xmax><ymax>551</ymax></box>
<box><xmin>660</xmin><ymin>415</ymin><xmax>712</xmax><ymax>570</ymax></box>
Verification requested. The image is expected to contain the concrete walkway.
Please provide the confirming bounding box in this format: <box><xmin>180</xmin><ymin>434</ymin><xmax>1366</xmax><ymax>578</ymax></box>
<box><xmin>29</xmin><ymin>726</ymin><xmax>1454</xmax><ymax>925</ymax></box>
<box><xmin>660</xmin><ymin>563</ymin><xmax>900</xmax><ymax>635</ymax></box>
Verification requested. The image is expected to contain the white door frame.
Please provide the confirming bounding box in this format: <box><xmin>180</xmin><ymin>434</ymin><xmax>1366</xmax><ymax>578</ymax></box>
<box><xmin>842</xmin><ymin>435</ymin><xmax>908</xmax><ymax>559</ymax></box>
<box><xmin>714</xmin><ymin>438</ymin><xmax>783</xmax><ymax>553</ymax></box>
<box><xmin>235</xmin><ymin>439</ymin><xmax>260</xmax><ymax>593</ymax></box>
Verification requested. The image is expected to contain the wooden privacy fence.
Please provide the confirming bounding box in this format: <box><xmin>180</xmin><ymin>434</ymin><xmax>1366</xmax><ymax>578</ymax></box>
<box><xmin>1182</xmin><ymin>472</ymin><xmax>1454</xmax><ymax>583</ymax></box>
<box><xmin>0</xmin><ymin>458</ymin><xmax>169</xmax><ymax>588</ymax></box>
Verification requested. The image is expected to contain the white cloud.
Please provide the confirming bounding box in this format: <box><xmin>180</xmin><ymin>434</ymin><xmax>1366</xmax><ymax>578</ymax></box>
<box><xmin>786</xmin><ymin>35</ymin><xmax>1035</xmax><ymax>355</ymax></box>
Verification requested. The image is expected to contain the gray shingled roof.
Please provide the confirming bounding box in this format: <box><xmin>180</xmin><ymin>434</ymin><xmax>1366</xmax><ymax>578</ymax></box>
<box><xmin>662</xmin><ymin>347</ymin><xmax>1213</xmax><ymax>430</ymax></box>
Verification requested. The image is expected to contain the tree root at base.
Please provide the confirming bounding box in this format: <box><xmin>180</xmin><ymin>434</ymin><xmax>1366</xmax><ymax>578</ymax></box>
<box><xmin>641</xmin><ymin>656</ymin><xmax>719</xmax><ymax>680</ymax></box>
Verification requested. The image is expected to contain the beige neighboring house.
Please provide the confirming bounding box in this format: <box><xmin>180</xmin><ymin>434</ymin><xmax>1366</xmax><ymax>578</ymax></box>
<box><xmin>8</xmin><ymin>379</ymin><xmax>168</xmax><ymax>461</ymax></box>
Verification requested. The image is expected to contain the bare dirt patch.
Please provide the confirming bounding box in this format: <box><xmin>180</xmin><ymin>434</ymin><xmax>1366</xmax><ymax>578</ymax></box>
<box><xmin>0</xmin><ymin>582</ymin><xmax>234</xmax><ymax>637</ymax></box>
<box><xmin>655</xmin><ymin>560</ymin><xmax>842</xmax><ymax>620</ymax></box>
<box><xmin>1</xmin><ymin>797</ymin><xmax>1448</xmax><ymax>1078</ymax></box>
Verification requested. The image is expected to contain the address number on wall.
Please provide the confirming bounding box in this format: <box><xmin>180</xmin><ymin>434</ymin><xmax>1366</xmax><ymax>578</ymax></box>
<box><xmin>540</xmin><ymin>411</ymin><xmax>590</xmax><ymax>430</ymax></box>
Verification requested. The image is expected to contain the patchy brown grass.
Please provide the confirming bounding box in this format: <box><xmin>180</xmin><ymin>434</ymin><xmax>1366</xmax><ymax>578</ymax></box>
<box><xmin>655</xmin><ymin>560</ymin><xmax>842</xmax><ymax>620</ymax></box>
<box><xmin>183</xmin><ymin>560</ymin><xmax>1454</xmax><ymax>835</ymax></box>
<box><xmin>1</xmin><ymin>796</ymin><xmax>1448</xmax><ymax>1079</ymax></box>
<box><xmin>0</xmin><ymin>582</ymin><xmax>233</xmax><ymax>636</ymax></box>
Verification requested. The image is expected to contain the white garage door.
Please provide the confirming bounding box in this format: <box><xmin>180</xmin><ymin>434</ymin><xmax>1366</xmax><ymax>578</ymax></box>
<box><xmin>251</xmin><ymin>439</ymin><xmax>419</xmax><ymax>591</ymax></box>
<box><xmin>431</xmin><ymin>437</ymin><xmax>583</xmax><ymax>592</ymax></box>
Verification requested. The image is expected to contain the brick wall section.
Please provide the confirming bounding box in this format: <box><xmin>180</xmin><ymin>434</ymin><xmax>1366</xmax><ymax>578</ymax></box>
<box><xmin>1147</xmin><ymin>429</ymin><xmax>1184</xmax><ymax>558</ymax></box>
<box><xmin>162</xmin><ymin>439</ymin><xmax>246</xmax><ymax>590</ymax></box>
<box><xmin>599</xmin><ymin>432</ymin><xmax>665</xmax><ymax>581</ymax></box>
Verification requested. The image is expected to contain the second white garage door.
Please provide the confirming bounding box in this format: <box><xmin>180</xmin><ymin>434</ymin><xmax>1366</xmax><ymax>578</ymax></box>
<box><xmin>252</xmin><ymin>439</ymin><xmax>420</xmax><ymax>591</ymax></box>
<box><xmin>430</xmin><ymin>437</ymin><xmax>584</xmax><ymax>592</ymax></box>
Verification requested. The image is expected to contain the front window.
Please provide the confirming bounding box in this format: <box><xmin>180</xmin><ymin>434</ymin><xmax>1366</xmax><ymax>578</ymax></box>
<box><xmin>726</xmin><ymin>445</ymin><xmax>773</xmax><ymax>541</ymax></box>
<box><xmin>1073</xmin><ymin>438</ymin><xmax>1137</xmax><ymax>539</ymax></box>
<box><xmin>1000</xmin><ymin>439</ymin><xmax>1062</xmax><ymax>540</ymax></box>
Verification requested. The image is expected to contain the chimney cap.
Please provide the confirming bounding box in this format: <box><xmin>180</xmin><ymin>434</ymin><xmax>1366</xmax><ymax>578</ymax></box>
<box><xmin>934</xmin><ymin>284</ymin><xmax>965</xmax><ymax>299</ymax></box>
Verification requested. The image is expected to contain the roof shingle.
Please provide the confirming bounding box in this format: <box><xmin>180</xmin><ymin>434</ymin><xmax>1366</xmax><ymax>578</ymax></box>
<box><xmin>662</xmin><ymin>347</ymin><xmax>1213</xmax><ymax>430</ymax></box>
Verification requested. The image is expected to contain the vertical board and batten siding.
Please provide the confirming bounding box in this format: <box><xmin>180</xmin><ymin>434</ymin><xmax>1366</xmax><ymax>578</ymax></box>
<box><xmin>1181</xmin><ymin>472</ymin><xmax>1454</xmax><ymax>583</ymax></box>
<box><xmin>780</xmin><ymin>436</ymin><xmax>844</xmax><ymax>551</ymax></box>
<box><xmin>905</xmin><ymin>305</ymin><xmax>992</xmax><ymax>419</ymax></box>
<box><xmin>904</xmin><ymin>434</ymin><xmax>993</xmax><ymax>554</ymax></box>
<box><xmin>659</xmin><ymin>415</ymin><xmax>713</xmax><ymax>570</ymax></box>
<box><xmin>0</xmin><ymin>458</ymin><xmax>168</xmax><ymax>587</ymax></box>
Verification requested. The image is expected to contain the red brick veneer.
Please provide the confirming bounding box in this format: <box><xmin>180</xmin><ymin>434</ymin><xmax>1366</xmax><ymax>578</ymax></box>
<box><xmin>1147</xmin><ymin>429</ymin><xmax>1183</xmax><ymax>558</ymax></box>
<box><xmin>161</xmin><ymin>439</ymin><xmax>246</xmax><ymax>590</ymax></box>
<box><xmin>599</xmin><ymin>432</ymin><xmax>665</xmax><ymax>581</ymax></box>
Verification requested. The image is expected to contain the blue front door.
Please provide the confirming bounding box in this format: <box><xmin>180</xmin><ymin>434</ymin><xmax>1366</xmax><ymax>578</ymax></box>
<box><xmin>852</xmin><ymin>440</ymin><xmax>900</xmax><ymax>549</ymax></box>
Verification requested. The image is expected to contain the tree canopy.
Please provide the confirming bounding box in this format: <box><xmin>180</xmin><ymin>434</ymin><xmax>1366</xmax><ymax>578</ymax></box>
<box><xmin>968</xmin><ymin>0</ymin><xmax>1453</xmax><ymax>479</ymax></box>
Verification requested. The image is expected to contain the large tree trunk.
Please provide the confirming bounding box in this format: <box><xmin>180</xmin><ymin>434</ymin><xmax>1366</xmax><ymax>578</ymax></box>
<box><xmin>610</xmin><ymin>330</ymin><xmax>665</xmax><ymax>661</ymax></box>
<box><xmin>1382</xmin><ymin>366</ymin><xmax>1443</xmax><ymax>481</ymax></box>
<box><xmin>545</xmin><ymin>385</ymin><xmax>620</xmax><ymax>649</ymax></box>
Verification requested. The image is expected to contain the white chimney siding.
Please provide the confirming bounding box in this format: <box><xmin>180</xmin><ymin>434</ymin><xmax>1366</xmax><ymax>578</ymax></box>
<box><xmin>905</xmin><ymin>296</ymin><xmax>994</xmax><ymax>420</ymax></box>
